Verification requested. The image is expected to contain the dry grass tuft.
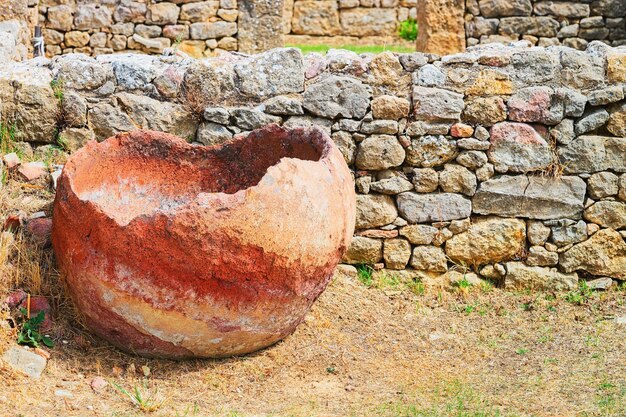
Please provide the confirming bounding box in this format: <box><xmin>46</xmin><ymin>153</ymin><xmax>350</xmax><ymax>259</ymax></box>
<box><xmin>541</xmin><ymin>136</ymin><xmax>566</xmax><ymax>178</ymax></box>
<box><xmin>179</xmin><ymin>83</ymin><xmax>209</xmax><ymax>122</ymax></box>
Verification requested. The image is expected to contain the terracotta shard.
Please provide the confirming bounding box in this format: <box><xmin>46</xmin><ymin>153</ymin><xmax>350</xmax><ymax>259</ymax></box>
<box><xmin>52</xmin><ymin>124</ymin><xmax>355</xmax><ymax>358</ymax></box>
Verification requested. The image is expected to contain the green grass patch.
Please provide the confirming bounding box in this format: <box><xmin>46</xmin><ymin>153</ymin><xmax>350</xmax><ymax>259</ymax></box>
<box><xmin>286</xmin><ymin>44</ymin><xmax>415</xmax><ymax>55</ymax></box>
<box><xmin>356</xmin><ymin>264</ymin><xmax>374</xmax><ymax>287</ymax></box>
<box><xmin>375</xmin><ymin>380</ymin><xmax>509</xmax><ymax>417</ymax></box>
<box><xmin>398</xmin><ymin>18</ymin><xmax>418</xmax><ymax>42</ymax></box>
<box><xmin>0</xmin><ymin>122</ymin><xmax>17</xmax><ymax>155</ymax></box>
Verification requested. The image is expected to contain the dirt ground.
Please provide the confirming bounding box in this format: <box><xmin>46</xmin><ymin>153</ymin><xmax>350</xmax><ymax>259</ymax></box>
<box><xmin>1</xmin><ymin>173</ymin><xmax>625</xmax><ymax>417</ymax></box>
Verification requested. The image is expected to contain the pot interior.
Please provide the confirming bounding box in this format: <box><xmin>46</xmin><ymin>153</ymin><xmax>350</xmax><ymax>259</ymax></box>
<box><xmin>70</xmin><ymin>129</ymin><xmax>325</xmax><ymax>225</ymax></box>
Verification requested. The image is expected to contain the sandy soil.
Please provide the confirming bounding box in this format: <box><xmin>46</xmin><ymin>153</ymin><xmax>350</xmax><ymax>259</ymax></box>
<box><xmin>0</xmin><ymin>173</ymin><xmax>625</xmax><ymax>417</ymax></box>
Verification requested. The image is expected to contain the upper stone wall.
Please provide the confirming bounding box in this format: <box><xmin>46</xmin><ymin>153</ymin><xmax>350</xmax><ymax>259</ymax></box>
<box><xmin>283</xmin><ymin>0</ymin><xmax>416</xmax><ymax>46</ymax></box>
<box><xmin>36</xmin><ymin>0</ymin><xmax>239</xmax><ymax>58</ymax></box>
<box><xmin>18</xmin><ymin>0</ymin><xmax>626</xmax><ymax>58</ymax></box>
<box><xmin>1</xmin><ymin>42</ymin><xmax>625</xmax><ymax>290</ymax></box>
<box><xmin>466</xmin><ymin>0</ymin><xmax>626</xmax><ymax>50</ymax></box>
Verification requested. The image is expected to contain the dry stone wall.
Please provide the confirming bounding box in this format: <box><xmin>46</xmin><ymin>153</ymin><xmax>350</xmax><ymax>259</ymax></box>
<box><xmin>466</xmin><ymin>0</ymin><xmax>626</xmax><ymax>50</ymax></box>
<box><xmin>0</xmin><ymin>0</ymin><xmax>31</xmax><ymax>62</ymax></box>
<box><xmin>37</xmin><ymin>0</ymin><xmax>239</xmax><ymax>58</ymax></box>
<box><xmin>1</xmin><ymin>42</ymin><xmax>626</xmax><ymax>290</ymax></box>
<box><xmin>283</xmin><ymin>0</ymin><xmax>416</xmax><ymax>45</ymax></box>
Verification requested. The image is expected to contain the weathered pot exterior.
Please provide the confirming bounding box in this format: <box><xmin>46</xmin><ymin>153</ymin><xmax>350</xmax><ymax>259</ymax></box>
<box><xmin>52</xmin><ymin>125</ymin><xmax>355</xmax><ymax>358</ymax></box>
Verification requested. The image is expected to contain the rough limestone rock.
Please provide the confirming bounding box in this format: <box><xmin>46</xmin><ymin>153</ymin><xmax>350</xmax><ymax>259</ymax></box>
<box><xmin>525</xmin><ymin>246</ymin><xmax>559</xmax><ymax>267</ymax></box>
<box><xmin>410</xmin><ymin>245</ymin><xmax>448</xmax><ymax>273</ymax></box>
<box><xmin>473</xmin><ymin>175</ymin><xmax>586</xmax><ymax>219</ymax></box>
<box><xmin>406</xmin><ymin>135</ymin><xmax>458</xmax><ymax>167</ymax></box>
<box><xmin>88</xmin><ymin>102</ymin><xmax>136</xmax><ymax>140</ymax></box>
<box><xmin>343</xmin><ymin>236</ymin><xmax>383</xmax><ymax>264</ymax></box>
<box><xmin>607</xmin><ymin>101</ymin><xmax>626</xmax><ymax>137</ymax></box>
<box><xmin>560</xmin><ymin>229</ymin><xmax>626</xmax><ymax>280</ymax></box>
<box><xmin>331</xmin><ymin>131</ymin><xmax>356</xmax><ymax>165</ymax></box>
<box><xmin>445</xmin><ymin>217</ymin><xmax>526</xmax><ymax>267</ymax></box>
<box><xmin>384</xmin><ymin>239</ymin><xmax>412</xmax><ymax>270</ymax></box>
<box><xmin>355</xmin><ymin>135</ymin><xmax>405</xmax><ymax>170</ymax></box>
<box><xmin>230</xmin><ymin>108</ymin><xmax>281</xmax><ymax>130</ymax></box>
<box><xmin>370</xmin><ymin>177</ymin><xmax>414</xmax><ymax>195</ymax></box>
<box><xmin>397</xmin><ymin>192</ymin><xmax>472</xmax><ymax>223</ymax></box>
<box><xmin>368</xmin><ymin>53</ymin><xmax>412</xmax><ymax>97</ymax></box>
<box><xmin>488</xmin><ymin>122</ymin><xmax>553</xmax><ymax>173</ymax></box>
<box><xmin>439</xmin><ymin>164</ymin><xmax>477</xmax><ymax>196</ymax></box>
<box><xmin>182</xmin><ymin>59</ymin><xmax>237</xmax><ymax>107</ymax></box>
<box><xmin>478</xmin><ymin>0</ymin><xmax>532</xmax><ymax>18</ymax></box>
<box><xmin>303</xmin><ymin>75</ymin><xmax>370</xmax><ymax>119</ymax></box>
<box><xmin>507</xmin><ymin>87</ymin><xmax>564</xmax><ymax>125</ymax></box>
<box><xmin>413</xmin><ymin>87</ymin><xmax>464</xmax><ymax>121</ymax></box>
<box><xmin>584</xmin><ymin>201</ymin><xmax>626</xmax><ymax>229</ymax></box>
<box><xmin>559</xmin><ymin>135</ymin><xmax>626</xmax><ymax>174</ymax></box>
<box><xmin>264</xmin><ymin>95</ymin><xmax>304</xmax><ymax>116</ymax></box>
<box><xmin>575</xmin><ymin>109</ymin><xmax>610</xmax><ymax>135</ymax></box>
<box><xmin>416</xmin><ymin>0</ymin><xmax>466</xmax><ymax>55</ymax></box>
<box><xmin>1</xmin><ymin>346</ymin><xmax>47</xmax><ymax>379</ymax></box>
<box><xmin>52</xmin><ymin>125</ymin><xmax>355</xmax><ymax>358</ymax></box>
<box><xmin>340</xmin><ymin>8</ymin><xmax>397</xmax><ymax>37</ymax></box>
<box><xmin>196</xmin><ymin>122</ymin><xmax>233</xmax><ymax>146</ymax></box>
<box><xmin>399</xmin><ymin>224</ymin><xmax>439</xmax><ymax>245</ymax></box>
<box><xmin>51</xmin><ymin>54</ymin><xmax>114</xmax><ymax>91</ymax></box>
<box><xmin>233</xmin><ymin>48</ymin><xmax>304</xmax><ymax>100</ymax></box>
<box><xmin>499</xmin><ymin>17</ymin><xmax>560</xmax><ymax>38</ymax></box>
<box><xmin>291</xmin><ymin>1</ymin><xmax>340</xmax><ymax>36</ymax></box>
<box><xmin>587</xmin><ymin>172</ymin><xmax>619</xmax><ymax>199</ymax></box>
<box><xmin>0</xmin><ymin>0</ymin><xmax>27</xmax><ymax>20</ymax></box>
<box><xmin>550</xmin><ymin>220</ymin><xmax>587</xmax><ymax>246</ymax></box>
<box><xmin>238</xmin><ymin>0</ymin><xmax>284</xmax><ymax>53</ymax></box>
<box><xmin>0</xmin><ymin>65</ymin><xmax>57</xmax><ymax>143</ymax></box>
<box><xmin>355</xmin><ymin>194</ymin><xmax>398</xmax><ymax>229</ymax></box>
<box><xmin>411</xmin><ymin>168</ymin><xmax>440</xmax><ymax>192</ymax></box>
<box><xmin>505</xmin><ymin>262</ymin><xmax>578</xmax><ymax>291</ymax></box>
<box><xmin>526</xmin><ymin>220</ymin><xmax>550</xmax><ymax>246</ymax></box>
<box><xmin>113</xmin><ymin>93</ymin><xmax>198</xmax><ymax>140</ymax></box>
<box><xmin>371</xmin><ymin>95</ymin><xmax>410</xmax><ymax>120</ymax></box>
<box><xmin>462</xmin><ymin>96</ymin><xmax>507</xmax><ymax>127</ymax></box>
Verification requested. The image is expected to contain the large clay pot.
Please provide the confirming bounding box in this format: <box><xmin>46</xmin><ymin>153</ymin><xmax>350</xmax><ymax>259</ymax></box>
<box><xmin>52</xmin><ymin>125</ymin><xmax>355</xmax><ymax>358</ymax></box>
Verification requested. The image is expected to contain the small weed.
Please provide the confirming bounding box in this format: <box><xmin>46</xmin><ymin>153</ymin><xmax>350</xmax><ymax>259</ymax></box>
<box><xmin>175</xmin><ymin>404</ymin><xmax>200</xmax><ymax>417</ymax></box>
<box><xmin>515</xmin><ymin>348</ymin><xmax>528</xmax><ymax>355</ymax></box>
<box><xmin>596</xmin><ymin>381</ymin><xmax>626</xmax><ymax>415</ymax></box>
<box><xmin>0</xmin><ymin>122</ymin><xmax>17</xmax><ymax>155</ymax></box>
<box><xmin>50</xmin><ymin>79</ymin><xmax>65</xmax><ymax>102</ymax></box>
<box><xmin>356</xmin><ymin>264</ymin><xmax>374</xmax><ymax>287</ymax></box>
<box><xmin>375</xmin><ymin>380</ymin><xmax>505</xmax><ymax>417</ymax></box>
<box><xmin>478</xmin><ymin>280</ymin><xmax>494</xmax><ymax>293</ymax></box>
<box><xmin>56</xmin><ymin>133</ymin><xmax>69</xmax><ymax>151</ymax></box>
<box><xmin>375</xmin><ymin>272</ymin><xmax>402</xmax><ymax>290</ymax></box>
<box><xmin>113</xmin><ymin>381</ymin><xmax>167</xmax><ymax>412</ymax></box>
<box><xmin>408</xmin><ymin>279</ymin><xmax>425</xmax><ymax>296</ymax></box>
<box><xmin>454</xmin><ymin>277</ymin><xmax>472</xmax><ymax>290</ymax></box>
<box><xmin>326</xmin><ymin>366</ymin><xmax>337</xmax><ymax>374</ymax></box>
<box><xmin>566</xmin><ymin>281</ymin><xmax>594</xmax><ymax>305</ymax></box>
<box><xmin>463</xmin><ymin>303</ymin><xmax>477</xmax><ymax>314</ymax></box>
<box><xmin>16</xmin><ymin>307</ymin><xmax>54</xmax><ymax>348</ymax></box>
<box><xmin>584</xmin><ymin>334</ymin><xmax>600</xmax><ymax>347</ymax></box>
<box><xmin>398</xmin><ymin>18</ymin><xmax>418</xmax><ymax>42</ymax></box>
<box><xmin>172</xmin><ymin>33</ymin><xmax>184</xmax><ymax>51</ymax></box>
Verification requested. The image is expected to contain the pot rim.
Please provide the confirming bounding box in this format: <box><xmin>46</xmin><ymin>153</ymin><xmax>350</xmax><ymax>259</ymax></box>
<box><xmin>58</xmin><ymin>123</ymin><xmax>338</xmax><ymax>227</ymax></box>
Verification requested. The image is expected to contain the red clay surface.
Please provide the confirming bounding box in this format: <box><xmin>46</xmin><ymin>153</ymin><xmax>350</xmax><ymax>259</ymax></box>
<box><xmin>52</xmin><ymin>125</ymin><xmax>355</xmax><ymax>358</ymax></box>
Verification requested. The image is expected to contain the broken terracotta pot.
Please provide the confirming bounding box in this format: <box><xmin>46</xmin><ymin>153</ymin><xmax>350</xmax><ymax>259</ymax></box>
<box><xmin>52</xmin><ymin>125</ymin><xmax>355</xmax><ymax>358</ymax></box>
